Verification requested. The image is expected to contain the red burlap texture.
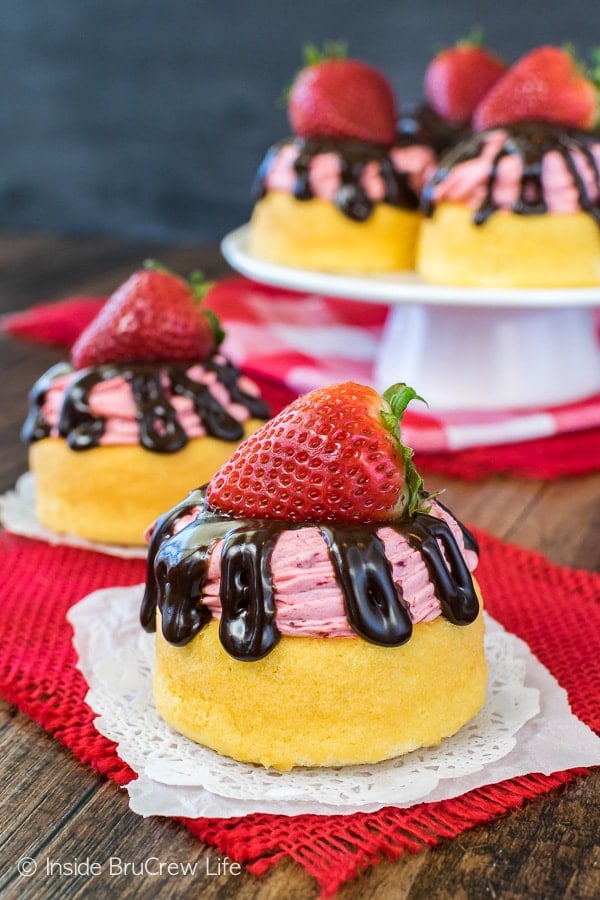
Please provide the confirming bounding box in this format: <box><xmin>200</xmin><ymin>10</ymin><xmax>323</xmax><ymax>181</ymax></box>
<box><xmin>0</xmin><ymin>530</ymin><xmax>598</xmax><ymax>896</ymax></box>
<box><xmin>412</xmin><ymin>427</ymin><xmax>600</xmax><ymax>480</ymax></box>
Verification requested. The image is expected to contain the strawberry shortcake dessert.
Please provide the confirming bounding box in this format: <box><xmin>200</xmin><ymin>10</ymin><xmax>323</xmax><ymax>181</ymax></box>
<box><xmin>417</xmin><ymin>46</ymin><xmax>600</xmax><ymax>287</ymax></box>
<box><xmin>142</xmin><ymin>382</ymin><xmax>486</xmax><ymax>770</ymax></box>
<box><xmin>249</xmin><ymin>49</ymin><xmax>435</xmax><ymax>274</ymax></box>
<box><xmin>22</xmin><ymin>263</ymin><xmax>270</xmax><ymax>545</ymax></box>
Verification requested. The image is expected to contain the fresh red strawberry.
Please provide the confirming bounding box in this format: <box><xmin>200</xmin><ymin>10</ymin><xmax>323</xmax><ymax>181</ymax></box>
<box><xmin>71</xmin><ymin>262</ymin><xmax>222</xmax><ymax>369</ymax></box>
<box><xmin>473</xmin><ymin>45</ymin><xmax>599</xmax><ymax>131</ymax></box>
<box><xmin>206</xmin><ymin>381</ymin><xmax>425</xmax><ymax>523</ymax></box>
<box><xmin>424</xmin><ymin>31</ymin><xmax>507</xmax><ymax>123</ymax></box>
<box><xmin>288</xmin><ymin>45</ymin><xmax>398</xmax><ymax>145</ymax></box>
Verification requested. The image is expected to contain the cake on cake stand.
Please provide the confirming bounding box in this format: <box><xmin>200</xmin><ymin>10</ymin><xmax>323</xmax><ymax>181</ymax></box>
<box><xmin>222</xmin><ymin>224</ymin><xmax>600</xmax><ymax>412</ymax></box>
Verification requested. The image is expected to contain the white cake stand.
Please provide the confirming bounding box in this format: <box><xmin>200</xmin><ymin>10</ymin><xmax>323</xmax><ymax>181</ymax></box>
<box><xmin>221</xmin><ymin>225</ymin><xmax>600</xmax><ymax>412</ymax></box>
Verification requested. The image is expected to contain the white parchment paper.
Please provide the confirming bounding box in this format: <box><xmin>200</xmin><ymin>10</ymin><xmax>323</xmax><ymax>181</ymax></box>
<box><xmin>68</xmin><ymin>585</ymin><xmax>600</xmax><ymax>818</ymax></box>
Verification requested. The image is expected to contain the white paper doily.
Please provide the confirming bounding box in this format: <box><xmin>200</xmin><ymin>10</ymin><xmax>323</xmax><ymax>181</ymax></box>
<box><xmin>68</xmin><ymin>585</ymin><xmax>600</xmax><ymax>818</ymax></box>
<box><xmin>0</xmin><ymin>472</ymin><xmax>147</xmax><ymax>559</ymax></box>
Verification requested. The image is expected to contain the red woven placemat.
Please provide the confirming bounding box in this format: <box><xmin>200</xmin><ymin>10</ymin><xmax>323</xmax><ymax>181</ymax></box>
<box><xmin>411</xmin><ymin>426</ymin><xmax>600</xmax><ymax>481</ymax></box>
<box><xmin>0</xmin><ymin>529</ymin><xmax>597</xmax><ymax>896</ymax></box>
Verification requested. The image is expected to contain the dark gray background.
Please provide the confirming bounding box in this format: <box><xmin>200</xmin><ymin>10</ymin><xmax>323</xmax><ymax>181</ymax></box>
<box><xmin>1</xmin><ymin>1</ymin><xmax>597</xmax><ymax>242</ymax></box>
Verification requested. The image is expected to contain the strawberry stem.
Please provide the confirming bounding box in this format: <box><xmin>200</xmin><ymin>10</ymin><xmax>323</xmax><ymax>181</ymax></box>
<box><xmin>303</xmin><ymin>39</ymin><xmax>348</xmax><ymax>66</ymax></box>
<box><xmin>204</xmin><ymin>309</ymin><xmax>225</xmax><ymax>348</ymax></box>
<box><xmin>590</xmin><ymin>46</ymin><xmax>600</xmax><ymax>75</ymax></box>
<box><xmin>457</xmin><ymin>25</ymin><xmax>484</xmax><ymax>49</ymax></box>
<box><xmin>382</xmin><ymin>382</ymin><xmax>425</xmax><ymax>425</ymax></box>
<box><xmin>560</xmin><ymin>44</ymin><xmax>600</xmax><ymax>127</ymax></box>
<box><xmin>144</xmin><ymin>258</ymin><xmax>173</xmax><ymax>274</ymax></box>
<box><xmin>381</xmin><ymin>383</ymin><xmax>427</xmax><ymax>518</ymax></box>
<box><xmin>187</xmin><ymin>270</ymin><xmax>225</xmax><ymax>347</ymax></box>
<box><xmin>589</xmin><ymin>47</ymin><xmax>600</xmax><ymax>101</ymax></box>
<box><xmin>279</xmin><ymin>40</ymin><xmax>348</xmax><ymax>108</ymax></box>
<box><xmin>188</xmin><ymin>269</ymin><xmax>213</xmax><ymax>301</ymax></box>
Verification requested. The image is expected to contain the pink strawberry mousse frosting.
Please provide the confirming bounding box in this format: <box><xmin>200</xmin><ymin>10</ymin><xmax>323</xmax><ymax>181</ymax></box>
<box><xmin>427</xmin><ymin>127</ymin><xmax>600</xmax><ymax>213</ymax></box>
<box><xmin>264</xmin><ymin>140</ymin><xmax>435</xmax><ymax>201</ymax></box>
<box><xmin>157</xmin><ymin>501</ymin><xmax>478</xmax><ymax>638</ymax></box>
<box><xmin>41</xmin><ymin>355</ymin><xmax>261</xmax><ymax>445</ymax></box>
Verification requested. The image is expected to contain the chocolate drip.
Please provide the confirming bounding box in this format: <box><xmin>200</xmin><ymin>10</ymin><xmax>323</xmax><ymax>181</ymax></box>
<box><xmin>23</xmin><ymin>356</ymin><xmax>270</xmax><ymax>453</ymax></box>
<box><xmin>252</xmin><ymin>144</ymin><xmax>280</xmax><ymax>200</ymax></box>
<box><xmin>435</xmin><ymin>499</ymin><xmax>479</xmax><ymax>555</ymax></box>
<box><xmin>219</xmin><ymin>527</ymin><xmax>281</xmax><ymax>659</ymax></box>
<box><xmin>422</xmin><ymin>122</ymin><xmax>600</xmax><ymax>226</ymax></box>
<box><xmin>169</xmin><ymin>366</ymin><xmax>243</xmax><ymax>444</ymax></box>
<box><xmin>404</xmin><ymin>514</ymin><xmax>479</xmax><ymax>625</ymax></box>
<box><xmin>562</xmin><ymin>132</ymin><xmax>600</xmax><ymax>224</ymax></box>
<box><xmin>58</xmin><ymin>366</ymin><xmax>124</xmax><ymax>449</ymax></box>
<box><xmin>141</xmin><ymin>487</ymin><xmax>479</xmax><ymax>661</ymax></box>
<box><xmin>336</xmin><ymin>156</ymin><xmax>374</xmax><ymax>222</ymax></box>
<box><xmin>398</xmin><ymin>105</ymin><xmax>472</xmax><ymax>156</ymax></box>
<box><xmin>128</xmin><ymin>369</ymin><xmax>187</xmax><ymax>452</ymax></box>
<box><xmin>21</xmin><ymin>362</ymin><xmax>72</xmax><ymax>444</ymax></box>
<box><xmin>204</xmin><ymin>357</ymin><xmax>271</xmax><ymax>421</ymax></box>
<box><xmin>254</xmin><ymin>136</ymin><xmax>419</xmax><ymax>221</ymax></box>
<box><xmin>142</xmin><ymin>491</ymin><xmax>231</xmax><ymax>642</ymax></box>
<box><xmin>378</xmin><ymin>156</ymin><xmax>417</xmax><ymax>210</ymax></box>
<box><xmin>321</xmin><ymin>526</ymin><xmax>412</xmax><ymax>645</ymax></box>
<box><xmin>291</xmin><ymin>148</ymin><xmax>314</xmax><ymax>202</ymax></box>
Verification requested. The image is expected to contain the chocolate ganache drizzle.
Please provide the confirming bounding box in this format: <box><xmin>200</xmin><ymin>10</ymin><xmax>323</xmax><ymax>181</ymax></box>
<box><xmin>22</xmin><ymin>356</ymin><xmax>270</xmax><ymax>453</ymax></box>
<box><xmin>253</xmin><ymin>136</ymin><xmax>420</xmax><ymax>222</ymax></box>
<box><xmin>140</xmin><ymin>487</ymin><xmax>480</xmax><ymax>662</ymax></box>
<box><xmin>421</xmin><ymin>122</ymin><xmax>600</xmax><ymax>226</ymax></box>
<box><xmin>398</xmin><ymin>104</ymin><xmax>472</xmax><ymax>156</ymax></box>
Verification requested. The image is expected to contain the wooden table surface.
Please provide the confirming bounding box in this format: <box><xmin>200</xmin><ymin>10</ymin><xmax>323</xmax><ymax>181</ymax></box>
<box><xmin>0</xmin><ymin>233</ymin><xmax>598</xmax><ymax>899</ymax></box>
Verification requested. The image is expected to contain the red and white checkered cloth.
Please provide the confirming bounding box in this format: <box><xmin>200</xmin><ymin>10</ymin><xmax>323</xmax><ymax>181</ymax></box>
<box><xmin>207</xmin><ymin>278</ymin><xmax>600</xmax><ymax>453</ymax></box>
<box><xmin>3</xmin><ymin>276</ymin><xmax>599</xmax><ymax>455</ymax></box>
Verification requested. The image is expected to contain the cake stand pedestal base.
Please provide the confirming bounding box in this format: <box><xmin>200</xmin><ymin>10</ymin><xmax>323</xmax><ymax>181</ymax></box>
<box><xmin>373</xmin><ymin>304</ymin><xmax>600</xmax><ymax>411</ymax></box>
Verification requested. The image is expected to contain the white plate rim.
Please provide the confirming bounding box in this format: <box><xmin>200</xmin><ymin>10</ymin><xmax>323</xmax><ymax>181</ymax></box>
<box><xmin>221</xmin><ymin>224</ymin><xmax>600</xmax><ymax>309</ymax></box>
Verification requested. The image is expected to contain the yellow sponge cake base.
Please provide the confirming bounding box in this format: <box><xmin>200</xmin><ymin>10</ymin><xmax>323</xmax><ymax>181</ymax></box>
<box><xmin>249</xmin><ymin>191</ymin><xmax>421</xmax><ymax>274</ymax></box>
<box><xmin>417</xmin><ymin>202</ymin><xmax>600</xmax><ymax>287</ymax></box>
<box><xmin>153</xmin><ymin>586</ymin><xmax>486</xmax><ymax>770</ymax></box>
